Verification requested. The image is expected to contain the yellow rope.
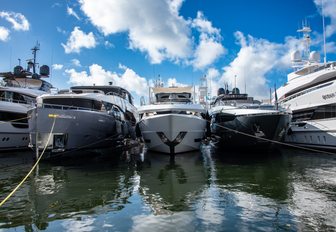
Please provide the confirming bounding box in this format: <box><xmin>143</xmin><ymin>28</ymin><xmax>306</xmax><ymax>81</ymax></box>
<box><xmin>0</xmin><ymin>117</ymin><xmax>56</xmax><ymax>207</ymax></box>
<box><xmin>213</xmin><ymin>122</ymin><xmax>336</xmax><ymax>155</ymax></box>
<box><xmin>0</xmin><ymin>116</ymin><xmax>31</xmax><ymax>124</ymax></box>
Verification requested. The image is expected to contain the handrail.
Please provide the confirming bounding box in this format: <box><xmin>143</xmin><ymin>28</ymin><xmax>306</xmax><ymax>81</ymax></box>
<box><xmin>0</xmin><ymin>97</ymin><xmax>34</xmax><ymax>105</ymax></box>
<box><xmin>41</xmin><ymin>103</ymin><xmax>101</xmax><ymax>112</ymax></box>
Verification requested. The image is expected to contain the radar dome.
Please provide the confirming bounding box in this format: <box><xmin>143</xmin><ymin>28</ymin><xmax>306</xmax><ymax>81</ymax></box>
<box><xmin>291</xmin><ymin>50</ymin><xmax>302</xmax><ymax>62</ymax></box>
<box><xmin>309</xmin><ymin>51</ymin><xmax>320</xmax><ymax>63</ymax></box>
<box><xmin>40</xmin><ymin>65</ymin><xmax>50</xmax><ymax>76</ymax></box>
<box><xmin>13</xmin><ymin>65</ymin><xmax>23</xmax><ymax>76</ymax></box>
<box><xmin>232</xmin><ymin>87</ymin><xmax>240</xmax><ymax>94</ymax></box>
<box><xmin>32</xmin><ymin>73</ymin><xmax>39</xmax><ymax>79</ymax></box>
<box><xmin>217</xmin><ymin>88</ymin><xmax>225</xmax><ymax>96</ymax></box>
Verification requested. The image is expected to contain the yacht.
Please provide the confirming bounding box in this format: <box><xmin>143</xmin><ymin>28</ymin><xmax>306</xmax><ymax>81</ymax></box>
<box><xmin>137</xmin><ymin>86</ymin><xmax>207</xmax><ymax>154</ymax></box>
<box><xmin>0</xmin><ymin>43</ymin><xmax>53</xmax><ymax>150</ymax></box>
<box><xmin>209</xmin><ymin>86</ymin><xmax>291</xmax><ymax>149</ymax></box>
<box><xmin>276</xmin><ymin>26</ymin><xmax>336</xmax><ymax>150</ymax></box>
<box><xmin>28</xmin><ymin>85</ymin><xmax>138</xmax><ymax>158</ymax></box>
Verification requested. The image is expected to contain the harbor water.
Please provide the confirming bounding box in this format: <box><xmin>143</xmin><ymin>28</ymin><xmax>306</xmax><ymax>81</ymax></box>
<box><xmin>0</xmin><ymin>146</ymin><xmax>336</xmax><ymax>231</ymax></box>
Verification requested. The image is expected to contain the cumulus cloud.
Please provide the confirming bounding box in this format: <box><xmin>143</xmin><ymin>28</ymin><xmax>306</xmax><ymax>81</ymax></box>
<box><xmin>52</xmin><ymin>64</ymin><xmax>63</xmax><ymax>70</ymax></box>
<box><xmin>193</xmin><ymin>35</ymin><xmax>225</xmax><ymax>69</ymax></box>
<box><xmin>79</xmin><ymin>0</ymin><xmax>192</xmax><ymax>64</ymax></box>
<box><xmin>56</xmin><ymin>27</ymin><xmax>67</xmax><ymax>35</ymax></box>
<box><xmin>167</xmin><ymin>77</ymin><xmax>188</xmax><ymax>87</ymax></box>
<box><xmin>71</xmin><ymin>58</ymin><xmax>81</xmax><ymax>67</ymax></box>
<box><xmin>314</xmin><ymin>0</ymin><xmax>336</xmax><ymax>37</ymax></box>
<box><xmin>62</xmin><ymin>27</ymin><xmax>96</xmax><ymax>53</ymax></box>
<box><xmin>67</xmin><ymin>6</ymin><xmax>80</xmax><ymax>20</ymax></box>
<box><xmin>192</xmin><ymin>11</ymin><xmax>220</xmax><ymax>35</ymax></box>
<box><xmin>192</xmin><ymin>12</ymin><xmax>225</xmax><ymax>69</ymax></box>
<box><xmin>206</xmin><ymin>68</ymin><xmax>221</xmax><ymax>97</ymax></box>
<box><xmin>219</xmin><ymin>31</ymin><xmax>298</xmax><ymax>99</ymax></box>
<box><xmin>0</xmin><ymin>11</ymin><xmax>29</xmax><ymax>31</ymax></box>
<box><xmin>0</xmin><ymin>26</ymin><xmax>10</xmax><ymax>41</ymax></box>
<box><xmin>0</xmin><ymin>11</ymin><xmax>29</xmax><ymax>42</ymax></box>
<box><xmin>65</xmin><ymin>64</ymin><xmax>148</xmax><ymax>97</ymax></box>
<box><xmin>104</xmin><ymin>40</ymin><xmax>114</xmax><ymax>48</ymax></box>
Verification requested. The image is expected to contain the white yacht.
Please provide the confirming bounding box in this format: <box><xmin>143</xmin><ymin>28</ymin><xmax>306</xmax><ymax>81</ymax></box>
<box><xmin>0</xmin><ymin>43</ymin><xmax>53</xmax><ymax>150</ymax></box>
<box><xmin>0</xmin><ymin>87</ymin><xmax>46</xmax><ymax>150</ymax></box>
<box><xmin>276</xmin><ymin>26</ymin><xmax>336</xmax><ymax>150</ymax></box>
<box><xmin>209</xmin><ymin>87</ymin><xmax>291</xmax><ymax>149</ymax></box>
<box><xmin>137</xmin><ymin>86</ymin><xmax>207</xmax><ymax>154</ymax></box>
<box><xmin>29</xmin><ymin>85</ymin><xmax>138</xmax><ymax>158</ymax></box>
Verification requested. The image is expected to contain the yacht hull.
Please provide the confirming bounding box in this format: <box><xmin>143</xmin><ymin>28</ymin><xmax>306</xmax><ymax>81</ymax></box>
<box><xmin>0</xmin><ymin>126</ymin><xmax>29</xmax><ymax>150</ymax></box>
<box><xmin>138</xmin><ymin>114</ymin><xmax>206</xmax><ymax>154</ymax></box>
<box><xmin>0</xmin><ymin>102</ymin><xmax>31</xmax><ymax>151</ymax></box>
<box><xmin>28</xmin><ymin>108</ymin><xmax>126</xmax><ymax>158</ymax></box>
<box><xmin>285</xmin><ymin>118</ymin><xmax>336</xmax><ymax>150</ymax></box>
<box><xmin>211</xmin><ymin>112</ymin><xmax>290</xmax><ymax>149</ymax></box>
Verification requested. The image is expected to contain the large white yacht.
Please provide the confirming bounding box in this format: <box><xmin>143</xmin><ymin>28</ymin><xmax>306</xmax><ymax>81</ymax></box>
<box><xmin>137</xmin><ymin>86</ymin><xmax>207</xmax><ymax>154</ymax></box>
<box><xmin>0</xmin><ymin>43</ymin><xmax>53</xmax><ymax>150</ymax></box>
<box><xmin>28</xmin><ymin>85</ymin><xmax>138</xmax><ymax>158</ymax></box>
<box><xmin>276</xmin><ymin>26</ymin><xmax>336</xmax><ymax>150</ymax></box>
<box><xmin>209</xmin><ymin>86</ymin><xmax>291</xmax><ymax>149</ymax></box>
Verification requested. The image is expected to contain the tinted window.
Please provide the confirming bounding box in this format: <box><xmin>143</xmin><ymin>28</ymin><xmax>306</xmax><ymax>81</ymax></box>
<box><xmin>43</xmin><ymin>98</ymin><xmax>102</xmax><ymax>110</ymax></box>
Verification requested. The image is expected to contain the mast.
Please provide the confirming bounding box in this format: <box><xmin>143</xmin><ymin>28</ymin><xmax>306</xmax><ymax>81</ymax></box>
<box><xmin>31</xmin><ymin>41</ymin><xmax>40</xmax><ymax>74</ymax></box>
<box><xmin>321</xmin><ymin>0</ymin><xmax>327</xmax><ymax>65</ymax></box>
<box><xmin>297</xmin><ymin>23</ymin><xmax>311</xmax><ymax>61</ymax></box>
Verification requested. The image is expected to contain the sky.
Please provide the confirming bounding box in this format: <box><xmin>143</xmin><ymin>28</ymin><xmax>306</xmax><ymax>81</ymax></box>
<box><xmin>0</xmin><ymin>0</ymin><xmax>336</xmax><ymax>104</ymax></box>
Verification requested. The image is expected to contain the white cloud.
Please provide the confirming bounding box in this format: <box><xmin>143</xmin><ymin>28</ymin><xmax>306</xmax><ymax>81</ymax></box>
<box><xmin>193</xmin><ymin>35</ymin><xmax>225</xmax><ymax>69</ymax></box>
<box><xmin>192</xmin><ymin>12</ymin><xmax>225</xmax><ymax>69</ymax></box>
<box><xmin>0</xmin><ymin>11</ymin><xmax>29</xmax><ymax>31</ymax></box>
<box><xmin>167</xmin><ymin>77</ymin><xmax>188</xmax><ymax>87</ymax></box>
<box><xmin>104</xmin><ymin>40</ymin><xmax>114</xmax><ymax>48</ymax></box>
<box><xmin>192</xmin><ymin>11</ymin><xmax>220</xmax><ymax>35</ymax></box>
<box><xmin>314</xmin><ymin>0</ymin><xmax>336</xmax><ymax>37</ymax></box>
<box><xmin>52</xmin><ymin>64</ymin><xmax>63</xmax><ymax>70</ymax></box>
<box><xmin>326</xmin><ymin>41</ymin><xmax>336</xmax><ymax>52</ymax></box>
<box><xmin>71</xmin><ymin>58</ymin><xmax>81</xmax><ymax>67</ymax></box>
<box><xmin>62</xmin><ymin>27</ymin><xmax>96</xmax><ymax>53</ymax></box>
<box><xmin>0</xmin><ymin>26</ymin><xmax>10</xmax><ymax>41</ymax></box>
<box><xmin>79</xmin><ymin>0</ymin><xmax>192</xmax><ymax>64</ymax></box>
<box><xmin>66</xmin><ymin>64</ymin><xmax>148</xmax><ymax>97</ymax></box>
<box><xmin>56</xmin><ymin>27</ymin><xmax>66</xmax><ymax>34</ymax></box>
<box><xmin>206</xmin><ymin>68</ymin><xmax>221</xmax><ymax>97</ymax></box>
<box><xmin>219</xmin><ymin>31</ymin><xmax>293</xmax><ymax>100</ymax></box>
<box><xmin>67</xmin><ymin>6</ymin><xmax>80</xmax><ymax>20</ymax></box>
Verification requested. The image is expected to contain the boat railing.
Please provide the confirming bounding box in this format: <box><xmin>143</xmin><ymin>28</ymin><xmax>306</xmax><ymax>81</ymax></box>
<box><xmin>0</xmin><ymin>96</ymin><xmax>33</xmax><ymax>105</ymax></box>
<box><xmin>41</xmin><ymin>103</ymin><xmax>101</xmax><ymax>112</ymax></box>
<box><xmin>155</xmin><ymin>99</ymin><xmax>193</xmax><ymax>104</ymax></box>
<box><xmin>106</xmin><ymin>91</ymin><xmax>123</xmax><ymax>98</ymax></box>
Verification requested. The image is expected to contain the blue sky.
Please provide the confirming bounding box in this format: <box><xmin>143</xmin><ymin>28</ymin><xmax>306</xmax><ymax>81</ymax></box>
<box><xmin>0</xmin><ymin>0</ymin><xmax>335</xmax><ymax>103</ymax></box>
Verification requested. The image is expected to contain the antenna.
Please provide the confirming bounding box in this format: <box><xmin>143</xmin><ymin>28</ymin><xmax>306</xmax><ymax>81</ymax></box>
<box><xmin>321</xmin><ymin>0</ymin><xmax>327</xmax><ymax>65</ymax></box>
<box><xmin>244</xmin><ymin>79</ymin><xmax>246</xmax><ymax>94</ymax></box>
<box><xmin>31</xmin><ymin>41</ymin><xmax>40</xmax><ymax>74</ymax></box>
<box><xmin>297</xmin><ymin>23</ymin><xmax>311</xmax><ymax>60</ymax></box>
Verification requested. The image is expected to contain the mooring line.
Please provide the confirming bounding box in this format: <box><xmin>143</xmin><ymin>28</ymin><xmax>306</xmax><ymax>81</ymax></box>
<box><xmin>213</xmin><ymin>122</ymin><xmax>336</xmax><ymax>156</ymax></box>
<box><xmin>0</xmin><ymin>116</ymin><xmax>31</xmax><ymax>124</ymax></box>
<box><xmin>0</xmin><ymin>117</ymin><xmax>56</xmax><ymax>207</ymax></box>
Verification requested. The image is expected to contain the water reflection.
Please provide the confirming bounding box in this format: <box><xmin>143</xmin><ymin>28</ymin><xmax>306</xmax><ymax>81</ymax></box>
<box><xmin>201</xmin><ymin>147</ymin><xmax>294</xmax><ymax>231</ymax></box>
<box><xmin>0</xmin><ymin>151</ymin><xmax>139</xmax><ymax>231</ymax></box>
<box><xmin>0</xmin><ymin>146</ymin><xmax>335</xmax><ymax>231</ymax></box>
<box><xmin>138</xmin><ymin>151</ymin><xmax>207</xmax><ymax>214</ymax></box>
<box><xmin>283</xmin><ymin>149</ymin><xmax>336</xmax><ymax>230</ymax></box>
